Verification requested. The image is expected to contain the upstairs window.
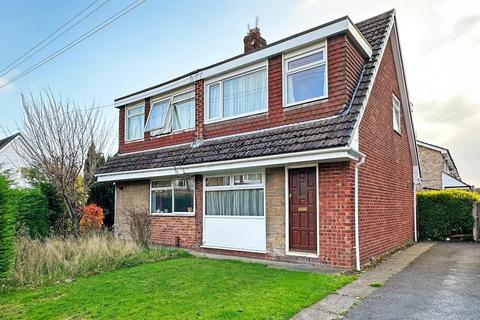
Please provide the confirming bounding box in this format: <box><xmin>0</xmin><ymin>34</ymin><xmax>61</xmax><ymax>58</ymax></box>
<box><xmin>206</xmin><ymin>67</ymin><xmax>267</xmax><ymax>122</ymax></box>
<box><xmin>125</xmin><ymin>104</ymin><xmax>145</xmax><ymax>141</ymax></box>
<box><xmin>392</xmin><ymin>94</ymin><xmax>401</xmax><ymax>133</ymax></box>
<box><xmin>284</xmin><ymin>47</ymin><xmax>327</xmax><ymax>107</ymax></box>
<box><xmin>145</xmin><ymin>90</ymin><xmax>195</xmax><ymax>136</ymax></box>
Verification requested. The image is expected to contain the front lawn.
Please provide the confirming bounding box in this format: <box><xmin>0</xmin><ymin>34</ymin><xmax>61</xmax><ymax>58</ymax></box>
<box><xmin>0</xmin><ymin>257</ymin><xmax>354</xmax><ymax>319</ymax></box>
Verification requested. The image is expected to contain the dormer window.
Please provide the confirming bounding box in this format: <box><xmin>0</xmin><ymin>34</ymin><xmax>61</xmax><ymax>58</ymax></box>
<box><xmin>283</xmin><ymin>45</ymin><xmax>327</xmax><ymax>107</ymax></box>
<box><xmin>125</xmin><ymin>104</ymin><xmax>145</xmax><ymax>141</ymax></box>
<box><xmin>205</xmin><ymin>65</ymin><xmax>267</xmax><ymax>123</ymax></box>
<box><xmin>145</xmin><ymin>90</ymin><xmax>195</xmax><ymax>136</ymax></box>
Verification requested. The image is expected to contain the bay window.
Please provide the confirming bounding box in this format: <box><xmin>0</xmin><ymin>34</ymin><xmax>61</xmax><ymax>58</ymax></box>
<box><xmin>151</xmin><ymin>178</ymin><xmax>195</xmax><ymax>215</ymax></box>
<box><xmin>145</xmin><ymin>90</ymin><xmax>195</xmax><ymax>136</ymax></box>
<box><xmin>284</xmin><ymin>46</ymin><xmax>327</xmax><ymax>107</ymax></box>
<box><xmin>205</xmin><ymin>172</ymin><xmax>264</xmax><ymax>217</ymax></box>
<box><xmin>125</xmin><ymin>104</ymin><xmax>145</xmax><ymax>141</ymax></box>
<box><xmin>206</xmin><ymin>67</ymin><xmax>267</xmax><ymax>122</ymax></box>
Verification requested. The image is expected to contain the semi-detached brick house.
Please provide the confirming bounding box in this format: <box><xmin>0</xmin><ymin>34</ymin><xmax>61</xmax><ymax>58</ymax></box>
<box><xmin>98</xmin><ymin>9</ymin><xmax>421</xmax><ymax>270</ymax></box>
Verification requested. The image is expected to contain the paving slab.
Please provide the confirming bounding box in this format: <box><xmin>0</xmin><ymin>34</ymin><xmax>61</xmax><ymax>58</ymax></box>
<box><xmin>311</xmin><ymin>294</ymin><xmax>360</xmax><ymax>314</ymax></box>
<box><xmin>291</xmin><ymin>242</ymin><xmax>435</xmax><ymax>320</ymax></box>
<box><xmin>292</xmin><ymin>307</ymin><xmax>337</xmax><ymax>320</ymax></box>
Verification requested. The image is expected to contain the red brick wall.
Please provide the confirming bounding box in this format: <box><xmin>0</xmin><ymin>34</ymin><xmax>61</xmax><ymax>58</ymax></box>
<box><xmin>318</xmin><ymin>162</ymin><xmax>355</xmax><ymax>268</ymax></box>
<box><xmin>358</xmin><ymin>37</ymin><xmax>414</xmax><ymax>265</ymax></box>
<box><xmin>149</xmin><ymin>175</ymin><xmax>203</xmax><ymax>248</ymax></box>
<box><xmin>118</xmin><ymin>35</ymin><xmax>365</xmax><ymax>153</ymax></box>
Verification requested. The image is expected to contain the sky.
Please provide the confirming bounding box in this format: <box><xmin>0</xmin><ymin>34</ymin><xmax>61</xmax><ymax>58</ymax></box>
<box><xmin>0</xmin><ymin>0</ymin><xmax>479</xmax><ymax>185</ymax></box>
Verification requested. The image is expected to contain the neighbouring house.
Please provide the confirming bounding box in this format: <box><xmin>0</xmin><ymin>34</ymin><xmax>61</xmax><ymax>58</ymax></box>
<box><xmin>97</xmin><ymin>9</ymin><xmax>420</xmax><ymax>270</ymax></box>
<box><xmin>417</xmin><ymin>140</ymin><xmax>471</xmax><ymax>190</ymax></box>
<box><xmin>0</xmin><ymin>133</ymin><xmax>29</xmax><ymax>188</ymax></box>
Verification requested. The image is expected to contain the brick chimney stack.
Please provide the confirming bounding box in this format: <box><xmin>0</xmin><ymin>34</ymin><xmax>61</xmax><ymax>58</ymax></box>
<box><xmin>243</xmin><ymin>18</ymin><xmax>267</xmax><ymax>53</ymax></box>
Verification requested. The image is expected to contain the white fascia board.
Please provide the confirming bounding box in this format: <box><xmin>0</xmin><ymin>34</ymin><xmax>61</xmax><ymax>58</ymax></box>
<box><xmin>347</xmin><ymin>19</ymin><xmax>372</xmax><ymax>58</ymax></box>
<box><xmin>114</xmin><ymin>18</ymin><xmax>372</xmax><ymax>108</ymax></box>
<box><xmin>97</xmin><ymin>147</ymin><xmax>360</xmax><ymax>182</ymax></box>
<box><xmin>416</xmin><ymin>141</ymin><xmax>448</xmax><ymax>154</ymax></box>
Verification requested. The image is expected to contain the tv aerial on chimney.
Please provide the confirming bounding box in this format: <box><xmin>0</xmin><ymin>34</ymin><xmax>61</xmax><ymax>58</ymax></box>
<box><xmin>247</xmin><ymin>16</ymin><xmax>260</xmax><ymax>32</ymax></box>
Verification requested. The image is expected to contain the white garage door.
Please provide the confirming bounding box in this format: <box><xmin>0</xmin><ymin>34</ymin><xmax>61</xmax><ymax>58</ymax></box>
<box><xmin>203</xmin><ymin>172</ymin><xmax>266</xmax><ymax>252</ymax></box>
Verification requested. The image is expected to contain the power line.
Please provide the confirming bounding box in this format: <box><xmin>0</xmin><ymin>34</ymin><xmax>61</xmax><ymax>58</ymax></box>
<box><xmin>0</xmin><ymin>0</ymin><xmax>146</xmax><ymax>89</ymax></box>
<box><xmin>0</xmin><ymin>103</ymin><xmax>115</xmax><ymax>135</ymax></box>
<box><xmin>0</xmin><ymin>0</ymin><xmax>107</xmax><ymax>77</ymax></box>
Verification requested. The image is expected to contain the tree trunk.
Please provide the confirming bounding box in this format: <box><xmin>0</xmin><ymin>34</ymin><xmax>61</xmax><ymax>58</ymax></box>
<box><xmin>71</xmin><ymin>213</ymin><xmax>81</xmax><ymax>238</ymax></box>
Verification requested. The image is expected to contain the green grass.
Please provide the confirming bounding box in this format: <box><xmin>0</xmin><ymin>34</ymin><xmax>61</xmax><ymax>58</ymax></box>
<box><xmin>0</xmin><ymin>257</ymin><xmax>355</xmax><ymax>319</ymax></box>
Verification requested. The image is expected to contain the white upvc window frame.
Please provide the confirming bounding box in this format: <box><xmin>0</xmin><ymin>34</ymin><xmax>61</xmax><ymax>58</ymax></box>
<box><xmin>125</xmin><ymin>103</ymin><xmax>145</xmax><ymax>142</ymax></box>
<box><xmin>145</xmin><ymin>88</ymin><xmax>195</xmax><ymax>136</ymax></box>
<box><xmin>392</xmin><ymin>94</ymin><xmax>401</xmax><ymax>134</ymax></box>
<box><xmin>282</xmin><ymin>42</ymin><xmax>328</xmax><ymax>108</ymax></box>
<box><xmin>204</xmin><ymin>62</ymin><xmax>268</xmax><ymax>124</ymax></box>
<box><xmin>150</xmin><ymin>178</ymin><xmax>195</xmax><ymax>216</ymax></box>
<box><xmin>203</xmin><ymin>170</ymin><xmax>265</xmax><ymax>217</ymax></box>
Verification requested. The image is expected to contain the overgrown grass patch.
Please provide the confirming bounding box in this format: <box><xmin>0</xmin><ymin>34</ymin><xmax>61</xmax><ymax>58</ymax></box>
<box><xmin>1</xmin><ymin>233</ymin><xmax>187</xmax><ymax>288</ymax></box>
<box><xmin>0</xmin><ymin>257</ymin><xmax>355</xmax><ymax>319</ymax></box>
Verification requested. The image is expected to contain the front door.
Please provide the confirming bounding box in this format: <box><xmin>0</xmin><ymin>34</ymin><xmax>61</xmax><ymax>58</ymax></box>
<box><xmin>288</xmin><ymin>167</ymin><xmax>317</xmax><ymax>252</ymax></box>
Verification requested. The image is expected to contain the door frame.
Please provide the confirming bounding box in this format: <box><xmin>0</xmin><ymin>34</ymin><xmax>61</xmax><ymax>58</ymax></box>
<box><xmin>284</xmin><ymin>163</ymin><xmax>319</xmax><ymax>257</ymax></box>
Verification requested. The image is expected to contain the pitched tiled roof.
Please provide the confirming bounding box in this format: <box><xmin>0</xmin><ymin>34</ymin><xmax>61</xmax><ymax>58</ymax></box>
<box><xmin>0</xmin><ymin>133</ymin><xmax>20</xmax><ymax>151</ymax></box>
<box><xmin>98</xmin><ymin>10</ymin><xmax>394</xmax><ymax>175</ymax></box>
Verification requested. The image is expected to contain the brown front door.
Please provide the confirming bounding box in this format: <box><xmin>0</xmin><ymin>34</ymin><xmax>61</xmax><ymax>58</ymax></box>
<box><xmin>289</xmin><ymin>167</ymin><xmax>317</xmax><ymax>252</ymax></box>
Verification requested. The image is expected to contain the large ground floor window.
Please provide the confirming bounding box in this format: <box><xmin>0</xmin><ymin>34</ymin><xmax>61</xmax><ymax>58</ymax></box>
<box><xmin>205</xmin><ymin>172</ymin><xmax>264</xmax><ymax>216</ymax></box>
<box><xmin>203</xmin><ymin>171</ymin><xmax>266</xmax><ymax>252</ymax></box>
<box><xmin>151</xmin><ymin>178</ymin><xmax>195</xmax><ymax>215</ymax></box>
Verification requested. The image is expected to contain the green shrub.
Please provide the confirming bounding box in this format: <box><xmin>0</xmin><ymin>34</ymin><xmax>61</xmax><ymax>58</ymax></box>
<box><xmin>87</xmin><ymin>181</ymin><xmax>115</xmax><ymax>228</ymax></box>
<box><xmin>417</xmin><ymin>189</ymin><xmax>480</xmax><ymax>240</ymax></box>
<box><xmin>38</xmin><ymin>182</ymin><xmax>65</xmax><ymax>234</ymax></box>
<box><xmin>0</xmin><ymin>176</ymin><xmax>15</xmax><ymax>278</ymax></box>
<box><xmin>13</xmin><ymin>188</ymin><xmax>49</xmax><ymax>239</ymax></box>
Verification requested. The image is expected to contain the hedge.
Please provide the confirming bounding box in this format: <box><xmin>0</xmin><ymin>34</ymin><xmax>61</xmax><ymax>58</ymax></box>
<box><xmin>417</xmin><ymin>189</ymin><xmax>480</xmax><ymax>240</ymax></box>
<box><xmin>0</xmin><ymin>176</ymin><xmax>15</xmax><ymax>278</ymax></box>
<box><xmin>13</xmin><ymin>188</ymin><xmax>49</xmax><ymax>239</ymax></box>
<box><xmin>38</xmin><ymin>182</ymin><xmax>65</xmax><ymax>233</ymax></box>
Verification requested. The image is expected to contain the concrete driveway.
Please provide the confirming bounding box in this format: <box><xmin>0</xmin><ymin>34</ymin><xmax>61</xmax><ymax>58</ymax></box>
<box><xmin>346</xmin><ymin>242</ymin><xmax>480</xmax><ymax>320</ymax></box>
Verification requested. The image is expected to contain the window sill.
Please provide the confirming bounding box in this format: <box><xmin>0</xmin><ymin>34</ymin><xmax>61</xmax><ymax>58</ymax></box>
<box><xmin>393</xmin><ymin>129</ymin><xmax>402</xmax><ymax>137</ymax></box>
<box><xmin>150</xmin><ymin>128</ymin><xmax>195</xmax><ymax>139</ymax></box>
<box><xmin>283</xmin><ymin>96</ymin><xmax>328</xmax><ymax>109</ymax></box>
<box><xmin>204</xmin><ymin>109</ymin><xmax>268</xmax><ymax>125</ymax></box>
<box><xmin>150</xmin><ymin>213</ymin><xmax>195</xmax><ymax>217</ymax></box>
<box><xmin>124</xmin><ymin>138</ymin><xmax>144</xmax><ymax>144</ymax></box>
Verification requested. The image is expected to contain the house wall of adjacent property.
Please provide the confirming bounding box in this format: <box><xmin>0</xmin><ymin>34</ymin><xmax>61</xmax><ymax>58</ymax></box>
<box><xmin>117</xmin><ymin>34</ymin><xmax>364</xmax><ymax>154</ymax></box>
<box><xmin>358</xmin><ymin>37</ymin><xmax>414</xmax><ymax>265</ymax></box>
<box><xmin>0</xmin><ymin>138</ymin><xmax>29</xmax><ymax>188</ymax></box>
<box><xmin>417</xmin><ymin>145</ymin><xmax>444</xmax><ymax>190</ymax></box>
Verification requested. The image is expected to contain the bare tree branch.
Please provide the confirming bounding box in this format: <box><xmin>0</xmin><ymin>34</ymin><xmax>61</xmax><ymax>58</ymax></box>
<box><xmin>16</xmin><ymin>89</ymin><xmax>112</xmax><ymax>237</ymax></box>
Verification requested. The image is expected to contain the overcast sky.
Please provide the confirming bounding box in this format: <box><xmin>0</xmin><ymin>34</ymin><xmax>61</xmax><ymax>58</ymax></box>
<box><xmin>0</xmin><ymin>0</ymin><xmax>479</xmax><ymax>185</ymax></box>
